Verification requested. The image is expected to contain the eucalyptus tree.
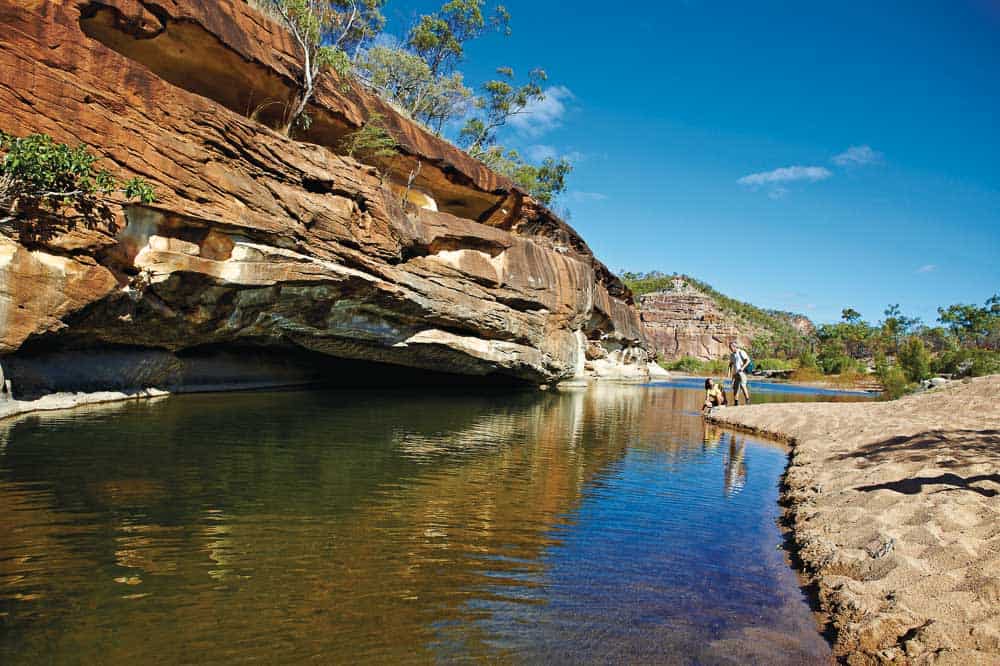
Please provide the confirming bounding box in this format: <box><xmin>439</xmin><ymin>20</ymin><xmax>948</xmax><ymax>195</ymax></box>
<box><xmin>407</xmin><ymin>0</ymin><xmax>511</xmax><ymax>77</ymax></box>
<box><xmin>258</xmin><ymin>0</ymin><xmax>385</xmax><ymax>134</ymax></box>
<box><xmin>459</xmin><ymin>67</ymin><xmax>545</xmax><ymax>159</ymax></box>
<box><xmin>358</xmin><ymin>45</ymin><xmax>472</xmax><ymax>133</ymax></box>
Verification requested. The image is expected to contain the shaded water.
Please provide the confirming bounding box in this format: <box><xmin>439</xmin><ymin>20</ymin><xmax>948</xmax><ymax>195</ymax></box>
<box><xmin>0</xmin><ymin>383</ymin><xmax>866</xmax><ymax>664</ymax></box>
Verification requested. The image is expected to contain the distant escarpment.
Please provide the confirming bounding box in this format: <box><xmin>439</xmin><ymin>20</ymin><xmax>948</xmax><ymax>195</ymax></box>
<box><xmin>0</xmin><ymin>0</ymin><xmax>649</xmax><ymax>394</ymax></box>
<box><xmin>627</xmin><ymin>275</ymin><xmax>812</xmax><ymax>362</ymax></box>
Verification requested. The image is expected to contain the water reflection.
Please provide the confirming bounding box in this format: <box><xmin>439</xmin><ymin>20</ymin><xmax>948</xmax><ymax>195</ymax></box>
<box><xmin>0</xmin><ymin>384</ymin><xmax>866</xmax><ymax>663</ymax></box>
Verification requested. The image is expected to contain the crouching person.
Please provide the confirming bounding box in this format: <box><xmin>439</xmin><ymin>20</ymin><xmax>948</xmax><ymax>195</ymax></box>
<box><xmin>703</xmin><ymin>378</ymin><xmax>727</xmax><ymax>413</ymax></box>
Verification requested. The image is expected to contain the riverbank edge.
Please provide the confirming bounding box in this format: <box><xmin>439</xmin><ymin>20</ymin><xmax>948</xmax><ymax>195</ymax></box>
<box><xmin>0</xmin><ymin>389</ymin><xmax>171</xmax><ymax>423</ymax></box>
<box><xmin>0</xmin><ymin>364</ymin><xmax>669</xmax><ymax>423</ymax></box>
<box><xmin>0</xmin><ymin>381</ymin><xmax>325</xmax><ymax>423</ymax></box>
<box><xmin>705</xmin><ymin>378</ymin><xmax>1000</xmax><ymax>664</ymax></box>
<box><xmin>663</xmin><ymin>372</ymin><xmax>878</xmax><ymax>395</ymax></box>
<box><xmin>702</xmin><ymin>410</ymin><xmax>884</xmax><ymax>662</ymax></box>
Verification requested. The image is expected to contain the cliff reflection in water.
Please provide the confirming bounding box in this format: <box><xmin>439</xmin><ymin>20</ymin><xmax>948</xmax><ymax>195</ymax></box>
<box><xmin>0</xmin><ymin>384</ymin><xmax>855</xmax><ymax>664</ymax></box>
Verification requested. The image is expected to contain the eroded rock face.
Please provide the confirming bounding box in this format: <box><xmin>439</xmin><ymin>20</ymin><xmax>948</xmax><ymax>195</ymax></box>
<box><xmin>0</xmin><ymin>0</ymin><xmax>646</xmax><ymax>386</ymax></box>
<box><xmin>640</xmin><ymin>283</ymin><xmax>756</xmax><ymax>362</ymax></box>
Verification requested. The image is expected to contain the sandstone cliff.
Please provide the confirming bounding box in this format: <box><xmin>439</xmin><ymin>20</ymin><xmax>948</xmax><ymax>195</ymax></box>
<box><xmin>640</xmin><ymin>280</ymin><xmax>757</xmax><ymax>361</ymax></box>
<box><xmin>0</xmin><ymin>0</ymin><xmax>649</xmax><ymax>393</ymax></box>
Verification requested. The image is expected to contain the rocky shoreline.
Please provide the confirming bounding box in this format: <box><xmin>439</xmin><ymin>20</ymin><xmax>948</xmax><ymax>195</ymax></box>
<box><xmin>708</xmin><ymin>376</ymin><xmax>1000</xmax><ymax>664</ymax></box>
<box><xmin>0</xmin><ymin>389</ymin><xmax>169</xmax><ymax>423</ymax></box>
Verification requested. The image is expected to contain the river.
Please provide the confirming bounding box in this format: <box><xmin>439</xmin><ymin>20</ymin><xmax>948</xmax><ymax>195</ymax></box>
<box><xmin>0</xmin><ymin>381</ymin><xmax>869</xmax><ymax>664</ymax></box>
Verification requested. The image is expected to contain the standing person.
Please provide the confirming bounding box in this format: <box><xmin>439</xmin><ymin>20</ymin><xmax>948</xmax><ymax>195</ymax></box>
<box><xmin>728</xmin><ymin>341</ymin><xmax>751</xmax><ymax>405</ymax></box>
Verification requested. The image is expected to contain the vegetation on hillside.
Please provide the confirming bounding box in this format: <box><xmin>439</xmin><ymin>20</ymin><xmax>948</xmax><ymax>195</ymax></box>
<box><xmin>811</xmin><ymin>298</ymin><xmax>999</xmax><ymax>397</ymax></box>
<box><xmin>621</xmin><ymin>270</ymin><xmax>812</xmax><ymax>359</ymax></box>
<box><xmin>251</xmin><ymin>0</ymin><xmax>571</xmax><ymax>206</ymax></box>
<box><xmin>623</xmin><ymin>270</ymin><xmax>999</xmax><ymax>398</ymax></box>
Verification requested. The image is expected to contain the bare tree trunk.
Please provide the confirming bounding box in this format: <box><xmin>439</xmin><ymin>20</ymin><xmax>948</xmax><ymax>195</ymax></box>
<box><xmin>402</xmin><ymin>162</ymin><xmax>422</xmax><ymax>207</ymax></box>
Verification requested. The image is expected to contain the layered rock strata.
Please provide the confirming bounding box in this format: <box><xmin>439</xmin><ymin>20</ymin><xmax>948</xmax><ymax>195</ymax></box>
<box><xmin>0</xmin><ymin>0</ymin><xmax>648</xmax><ymax>391</ymax></box>
<box><xmin>640</xmin><ymin>281</ymin><xmax>757</xmax><ymax>361</ymax></box>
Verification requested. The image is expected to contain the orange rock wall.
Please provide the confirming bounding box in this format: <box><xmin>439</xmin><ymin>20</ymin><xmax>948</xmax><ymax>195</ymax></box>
<box><xmin>0</xmin><ymin>0</ymin><xmax>646</xmax><ymax>385</ymax></box>
<box><xmin>640</xmin><ymin>288</ymin><xmax>757</xmax><ymax>362</ymax></box>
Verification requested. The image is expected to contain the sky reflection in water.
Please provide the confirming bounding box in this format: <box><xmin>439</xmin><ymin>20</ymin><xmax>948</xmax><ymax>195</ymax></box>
<box><xmin>0</xmin><ymin>383</ymin><xmax>867</xmax><ymax>663</ymax></box>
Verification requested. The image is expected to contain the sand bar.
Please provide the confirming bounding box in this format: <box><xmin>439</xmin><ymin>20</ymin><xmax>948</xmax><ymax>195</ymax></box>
<box><xmin>709</xmin><ymin>375</ymin><xmax>1000</xmax><ymax>665</ymax></box>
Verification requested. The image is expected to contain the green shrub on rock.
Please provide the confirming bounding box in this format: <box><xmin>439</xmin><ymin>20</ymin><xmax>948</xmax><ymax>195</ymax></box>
<box><xmin>0</xmin><ymin>131</ymin><xmax>155</xmax><ymax>225</ymax></box>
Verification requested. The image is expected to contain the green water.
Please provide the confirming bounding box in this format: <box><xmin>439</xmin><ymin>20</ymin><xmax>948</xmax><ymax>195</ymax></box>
<box><xmin>0</xmin><ymin>383</ymin><xmax>864</xmax><ymax>664</ymax></box>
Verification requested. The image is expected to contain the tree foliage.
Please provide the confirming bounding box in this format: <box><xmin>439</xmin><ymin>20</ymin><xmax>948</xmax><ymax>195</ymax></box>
<box><xmin>937</xmin><ymin>294</ymin><xmax>1000</xmax><ymax>350</ymax></box>
<box><xmin>459</xmin><ymin>67</ymin><xmax>545</xmax><ymax>158</ymax></box>
<box><xmin>479</xmin><ymin>148</ymin><xmax>571</xmax><ymax>205</ymax></box>
<box><xmin>359</xmin><ymin>0</ymin><xmax>508</xmax><ymax>134</ymax></box>
<box><xmin>453</xmin><ymin>67</ymin><xmax>571</xmax><ymax>204</ymax></box>
<box><xmin>407</xmin><ymin>0</ymin><xmax>510</xmax><ymax>77</ymax></box>
<box><xmin>841</xmin><ymin>307</ymin><xmax>862</xmax><ymax>323</ymax></box>
<box><xmin>258</xmin><ymin>0</ymin><xmax>377</xmax><ymax>133</ymax></box>
<box><xmin>252</xmin><ymin>0</ymin><xmax>575</xmax><ymax>208</ymax></box>
<box><xmin>339</xmin><ymin>113</ymin><xmax>398</xmax><ymax>160</ymax></box>
<box><xmin>358</xmin><ymin>44</ymin><xmax>472</xmax><ymax>133</ymax></box>
<box><xmin>0</xmin><ymin>131</ymin><xmax>155</xmax><ymax>227</ymax></box>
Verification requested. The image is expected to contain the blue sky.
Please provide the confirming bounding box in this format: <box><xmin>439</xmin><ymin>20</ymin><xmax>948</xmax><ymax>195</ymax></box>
<box><xmin>384</xmin><ymin>1</ymin><xmax>1000</xmax><ymax>324</ymax></box>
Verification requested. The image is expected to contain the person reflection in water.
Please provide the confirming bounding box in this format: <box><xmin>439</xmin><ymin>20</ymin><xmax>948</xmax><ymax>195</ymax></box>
<box><xmin>723</xmin><ymin>434</ymin><xmax>747</xmax><ymax>497</ymax></box>
<box><xmin>702</xmin><ymin>422</ymin><xmax>723</xmax><ymax>453</ymax></box>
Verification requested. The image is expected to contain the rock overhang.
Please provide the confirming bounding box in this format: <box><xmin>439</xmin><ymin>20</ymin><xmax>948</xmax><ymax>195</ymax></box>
<box><xmin>0</xmin><ymin>0</ymin><xmax>649</xmax><ymax>388</ymax></box>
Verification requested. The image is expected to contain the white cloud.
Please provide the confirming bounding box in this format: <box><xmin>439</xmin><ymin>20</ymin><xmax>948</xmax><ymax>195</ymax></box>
<box><xmin>917</xmin><ymin>264</ymin><xmax>938</xmax><ymax>273</ymax></box>
<box><xmin>767</xmin><ymin>187</ymin><xmax>789</xmax><ymax>200</ymax></box>
<box><xmin>509</xmin><ymin>86</ymin><xmax>574</xmax><ymax>137</ymax></box>
<box><xmin>567</xmin><ymin>190</ymin><xmax>608</xmax><ymax>202</ymax></box>
<box><xmin>832</xmin><ymin>145</ymin><xmax>883</xmax><ymax>167</ymax></box>
<box><xmin>525</xmin><ymin>146</ymin><xmax>587</xmax><ymax>164</ymax></box>
<box><xmin>525</xmin><ymin>144</ymin><xmax>558</xmax><ymax>162</ymax></box>
<box><xmin>737</xmin><ymin>165</ymin><xmax>833</xmax><ymax>187</ymax></box>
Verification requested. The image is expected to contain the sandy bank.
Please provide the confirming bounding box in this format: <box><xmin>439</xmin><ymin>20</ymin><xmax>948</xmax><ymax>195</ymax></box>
<box><xmin>708</xmin><ymin>375</ymin><xmax>1000</xmax><ymax>664</ymax></box>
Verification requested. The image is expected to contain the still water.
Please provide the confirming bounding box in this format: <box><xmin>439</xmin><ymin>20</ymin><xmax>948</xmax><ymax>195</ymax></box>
<box><xmin>0</xmin><ymin>382</ymin><xmax>866</xmax><ymax>664</ymax></box>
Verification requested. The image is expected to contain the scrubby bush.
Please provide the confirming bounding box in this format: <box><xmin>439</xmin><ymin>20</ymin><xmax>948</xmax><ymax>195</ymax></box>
<box><xmin>702</xmin><ymin>359</ymin><xmax>729</xmax><ymax>375</ymax></box>
<box><xmin>817</xmin><ymin>345</ymin><xmax>861</xmax><ymax>375</ymax></box>
<box><xmin>797</xmin><ymin>349</ymin><xmax>819</xmax><ymax>370</ymax></box>
<box><xmin>932</xmin><ymin>349</ymin><xmax>1000</xmax><ymax>378</ymax></box>
<box><xmin>662</xmin><ymin>356</ymin><xmax>703</xmax><ymax>373</ymax></box>
<box><xmin>873</xmin><ymin>353</ymin><xmax>911</xmax><ymax>399</ymax></box>
<box><xmin>897</xmin><ymin>336</ymin><xmax>932</xmax><ymax>382</ymax></box>
<box><xmin>754</xmin><ymin>357</ymin><xmax>795</xmax><ymax>372</ymax></box>
<box><xmin>660</xmin><ymin>356</ymin><xmax>729</xmax><ymax>376</ymax></box>
<box><xmin>877</xmin><ymin>364</ymin><xmax>909</xmax><ymax>400</ymax></box>
<box><xmin>339</xmin><ymin>113</ymin><xmax>398</xmax><ymax>160</ymax></box>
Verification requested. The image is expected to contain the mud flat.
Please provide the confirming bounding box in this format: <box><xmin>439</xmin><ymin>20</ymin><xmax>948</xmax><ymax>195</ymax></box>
<box><xmin>709</xmin><ymin>375</ymin><xmax>1000</xmax><ymax>664</ymax></box>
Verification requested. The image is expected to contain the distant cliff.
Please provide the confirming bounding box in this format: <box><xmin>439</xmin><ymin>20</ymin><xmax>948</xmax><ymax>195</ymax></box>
<box><xmin>0</xmin><ymin>0</ymin><xmax>651</xmax><ymax>393</ymax></box>
<box><xmin>627</xmin><ymin>275</ymin><xmax>813</xmax><ymax>361</ymax></box>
